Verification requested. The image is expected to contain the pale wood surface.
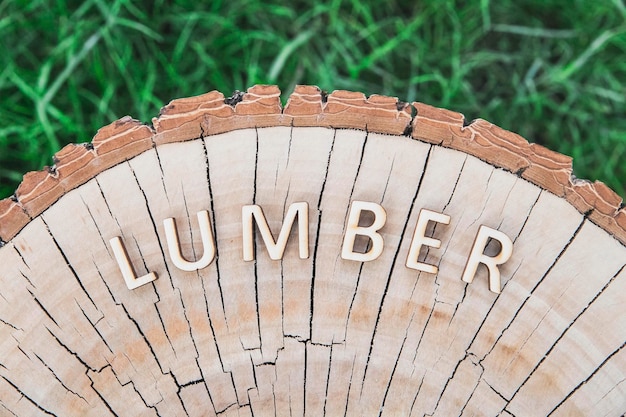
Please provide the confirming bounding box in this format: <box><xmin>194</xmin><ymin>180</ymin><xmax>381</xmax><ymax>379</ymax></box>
<box><xmin>0</xmin><ymin>86</ymin><xmax>625</xmax><ymax>416</ymax></box>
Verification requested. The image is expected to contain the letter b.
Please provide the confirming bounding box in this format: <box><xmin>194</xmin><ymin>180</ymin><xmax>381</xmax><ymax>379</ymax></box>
<box><xmin>341</xmin><ymin>201</ymin><xmax>387</xmax><ymax>262</ymax></box>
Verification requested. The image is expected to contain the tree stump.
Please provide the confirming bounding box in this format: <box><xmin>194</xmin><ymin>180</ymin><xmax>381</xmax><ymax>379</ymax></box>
<box><xmin>0</xmin><ymin>85</ymin><xmax>624</xmax><ymax>416</ymax></box>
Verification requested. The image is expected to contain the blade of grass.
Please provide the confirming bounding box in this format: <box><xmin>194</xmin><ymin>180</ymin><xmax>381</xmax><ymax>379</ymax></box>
<box><xmin>549</xmin><ymin>27</ymin><xmax>626</xmax><ymax>83</ymax></box>
<box><xmin>268</xmin><ymin>30</ymin><xmax>315</xmax><ymax>83</ymax></box>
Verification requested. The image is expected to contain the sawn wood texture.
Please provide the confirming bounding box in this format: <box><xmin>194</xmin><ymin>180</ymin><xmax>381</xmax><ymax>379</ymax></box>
<box><xmin>0</xmin><ymin>85</ymin><xmax>624</xmax><ymax>416</ymax></box>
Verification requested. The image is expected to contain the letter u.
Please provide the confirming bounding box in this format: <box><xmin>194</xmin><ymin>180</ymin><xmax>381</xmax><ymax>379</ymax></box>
<box><xmin>163</xmin><ymin>210</ymin><xmax>216</xmax><ymax>271</ymax></box>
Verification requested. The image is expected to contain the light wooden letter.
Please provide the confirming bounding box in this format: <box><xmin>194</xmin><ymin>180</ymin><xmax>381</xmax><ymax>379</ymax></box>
<box><xmin>461</xmin><ymin>225</ymin><xmax>514</xmax><ymax>294</ymax></box>
<box><xmin>163</xmin><ymin>210</ymin><xmax>216</xmax><ymax>272</ymax></box>
<box><xmin>341</xmin><ymin>201</ymin><xmax>387</xmax><ymax>262</ymax></box>
<box><xmin>406</xmin><ymin>209</ymin><xmax>451</xmax><ymax>274</ymax></box>
<box><xmin>109</xmin><ymin>236</ymin><xmax>157</xmax><ymax>290</ymax></box>
<box><xmin>242</xmin><ymin>202</ymin><xmax>309</xmax><ymax>261</ymax></box>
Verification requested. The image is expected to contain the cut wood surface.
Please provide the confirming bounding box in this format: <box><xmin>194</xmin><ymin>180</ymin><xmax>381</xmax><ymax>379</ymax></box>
<box><xmin>0</xmin><ymin>85</ymin><xmax>624</xmax><ymax>416</ymax></box>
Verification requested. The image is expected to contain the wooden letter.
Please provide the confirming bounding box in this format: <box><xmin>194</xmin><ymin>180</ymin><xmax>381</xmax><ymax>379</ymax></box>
<box><xmin>242</xmin><ymin>202</ymin><xmax>309</xmax><ymax>261</ymax></box>
<box><xmin>163</xmin><ymin>210</ymin><xmax>216</xmax><ymax>272</ymax></box>
<box><xmin>406</xmin><ymin>209</ymin><xmax>451</xmax><ymax>274</ymax></box>
<box><xmin>461</xmin><ymin>225</ymin><xmax>514</xmax><ymax>294</ymax></box>
<box><xmin>341</xmin><ymin>201</ymin><xmax>387</xmax><ymax>262</ymax></box>
<box><xmin>109</xmin><ymin>236</ymin><xmax>157</xmax><ymax>290</ymax></box>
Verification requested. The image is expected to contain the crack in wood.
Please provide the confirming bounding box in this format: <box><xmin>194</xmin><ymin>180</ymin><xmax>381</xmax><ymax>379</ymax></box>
<box><xmin>128</xmin><ymin>164</ymin><xmax>174</xmax><ymax>291</ymax></box>
<box><xmin>0</xmin><ymin>402</ymin><xmax>20</xmax><ymax>417</ymax></box>
<box><xmin>0</xmin><ymin>316</ymin><xmax>21</xmax><ymax>332</ymax></box>
<box><xmin>75</xmin><ymin>300</ymin><xmax>114</xmax><ymax>355</ymax></box>
<box><xmin>26</xmin><ymin>289</ymin><xmax>59</xmax><ymax>328</ymax></box>
<box><xmin>507</xmin><ymin>262</ymin><xmax>626</xmax><ymax>405</ymax></box>
<box><xmin>118</xmin><ymin>302</ymin><xmax>168</xmax><ymax>376</ymax></box>
<box><xmin>342</xmin><ymin>355</ymin><xmax>357</xmax><ymax>417</ymax></box>
<box><xmin>426</xmin><ymin>353</ymin><xmax>484</xmax><ymax>416</ymax></box>
<box><xmin>80</xmin><ymin>193</ymin><xmax>112</xmax><ymax>257</ymax></box>
<box><xmin>41</xmin><ymin>217</ymin><xmax>102</xmax><ymax>318</ymax></box>
<box><xmin>478</xmin><ymin>217</ymin><xmax>587</xmax><ymax>363</ymax></box>
<box><xmin>321</xmin><ymin>343</ymin><xmax>334</xmax><ymax>416</ymax></box>
<box><xmin>510</xmin><ymin>191</ymin><xmax>543</xmax><ymax>244</ymax></box>
<box><xmin>0</xmin><ymin>375</ymin><xmax>58</xmax><ymax>416</ymax></box>
<box><xmin>252</xmin><ymin>127</ymin><xmax>262</xmax><ymax>354</ymax></box>
<box><xmin>309</xmin><ymin>129</ymin><xmax>337</xmax><ymax>339</ymax></box>
<box><xmin>360</xmin><ymin>145</ymin><xmax>430</xmax><ymax>392</ymax></box>
<box><xmin>407</xmin><ymin>375</ymin><xmax>425</xmax><ymax>416</ymax></box>
<box><xmin>201</xmin><ymin>138</ymin><xmax>228</xmax><ymax>320</ymax></box>
<box><xmin>153</xmin><ymin>147</ymin><xmax>171</xmax><ymax>206</ymax></box>
<box><xmin>106</xmin><ymin>365</ymin><xmax>163</xmax><ymax>416</ymax></box>
<box><xmin>32</xmin><ymin>352</ymin><xmax>89</xmax><ymax>404</ymax></box>
<box><xmin>44</xmin><ymin>326</ymin><xmax>103</xmax><ymax>374</ymax></box>
<box><xmin>377</xmin><ymin>319</ymin><xmax>412</xmax><ymax>415</ymax></box>
<box><xmin>95</xmin><ymin>178</ymin><xmax>122</xmax><ymax>233</ymax></box>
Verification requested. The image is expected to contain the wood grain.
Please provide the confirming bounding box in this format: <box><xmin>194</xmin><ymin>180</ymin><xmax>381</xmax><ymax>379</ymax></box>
<box><xmin>0</xmin><ymin>86</ymin><xmax>624</xmax><ymax>416</ymax></box>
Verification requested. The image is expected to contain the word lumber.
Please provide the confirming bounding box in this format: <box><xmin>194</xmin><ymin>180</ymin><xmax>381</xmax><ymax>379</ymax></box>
<box><xmin>109</xmin><ymin>201</ymin><xmax>513</xmax><ymax>293</ymax></box>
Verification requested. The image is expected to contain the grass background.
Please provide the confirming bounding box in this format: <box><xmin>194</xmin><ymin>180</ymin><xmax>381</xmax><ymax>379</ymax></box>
<box><xmin>1</xmin><ymin>0</ymin><xmax>625</xmax><ymax>199</ymax></box>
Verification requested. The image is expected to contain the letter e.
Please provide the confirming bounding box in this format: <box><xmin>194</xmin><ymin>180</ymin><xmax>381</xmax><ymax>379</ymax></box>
<box><xmin>406</xmin><ymin>209</ymin><xmax>451</xmax><ymax>274</ymax></box>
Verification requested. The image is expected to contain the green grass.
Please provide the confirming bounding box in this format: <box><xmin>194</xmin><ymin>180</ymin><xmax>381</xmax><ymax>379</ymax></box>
<box><xmin>1</xmin><ymin>0</ymin><xmax>625</xmax><ymax>199</ymax></box>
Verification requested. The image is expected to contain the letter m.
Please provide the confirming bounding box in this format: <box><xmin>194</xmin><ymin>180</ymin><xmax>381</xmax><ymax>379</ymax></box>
<box><xmin>242</xmin><ymin>202</ymin><xmax>309</xmax><ymax>261</ymax></box>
